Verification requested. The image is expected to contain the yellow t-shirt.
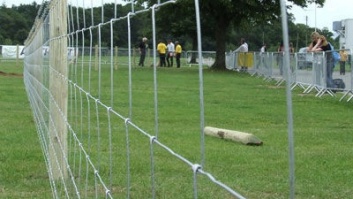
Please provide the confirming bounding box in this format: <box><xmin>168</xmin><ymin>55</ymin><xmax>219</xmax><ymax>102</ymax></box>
<box><xmin>175</xmin><ymin>44</ymin><xmax>182</xmax><ymax>53</ymax></box>
<box><xmin>340</xmin><ymin>50</ymin><xmax>348</xmax><ymax>61</ymax></box>
<box><xmin>157</xmin><ymin>42</ymin><xmax>167</xmax><ymax>54</ymax></box>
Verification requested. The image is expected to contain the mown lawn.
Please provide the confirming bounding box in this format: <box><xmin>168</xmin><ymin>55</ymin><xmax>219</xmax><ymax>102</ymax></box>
<box><xmin>1</xmin><ymin>60</ymin><xmax>353</xmax><ymax>199</ymax></box>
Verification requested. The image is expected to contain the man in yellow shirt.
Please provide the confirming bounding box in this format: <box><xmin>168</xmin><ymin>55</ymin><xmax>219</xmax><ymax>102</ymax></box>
<box><xmin>175</xmin><ymin>41</ymin><xmax>182</xmax><ymax>68</ymax></box>
<box><xmin>157</xmin><ymin>40</ymin><xmax>167</xmax><ymax>67</ymax></box>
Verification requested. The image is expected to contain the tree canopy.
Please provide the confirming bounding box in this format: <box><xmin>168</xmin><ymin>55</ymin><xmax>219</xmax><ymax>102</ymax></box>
<box><xmin>1</xmin><ymin>0</ymin><xmax>338</xmax><ymax>70</ymax></box>
<box><xmin>0</xmin><ymin>2</ymin><xmax>40</xmax><ymax>44</ymax></box>
<box><xmin>135</xmin><ymin>0</ymin><xmax>327</xmax><ymax>70</ymax></box>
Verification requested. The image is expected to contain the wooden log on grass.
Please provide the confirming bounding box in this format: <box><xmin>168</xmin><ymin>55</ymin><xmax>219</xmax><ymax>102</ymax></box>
<box><xmin>204</xmin><ymin>126</ymin><xmax>263</xmax><ymax>146</ymax></box>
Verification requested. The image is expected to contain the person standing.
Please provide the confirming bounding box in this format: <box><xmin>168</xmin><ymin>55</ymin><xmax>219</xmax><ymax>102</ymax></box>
<box><xmin>307</xmin><ymin>31</ymin><xmax>335</xmax><ymax>89</ymax></box>
<box><xmin>257</xmin><ymin>43</ymin><xmax>267</xmax><ymax>69</ymax></box>
<box><xmin>175</xmin><ymin>41</ymin><xmax>182</xmax><ymax>68</ymax></box>
<box><xmin>277</xmin><ymin>41</ymin><xmax>285</xmax><ymax>75</ymax></box>
<box><xmin>339</xmin><ymin>47</ymin><xmax>348</xmax><ymax>75</ymax></box>
<box><xmin>234</xmin><ymin>38</ymin><xmax>248</xmax><ymax>71</ymax></box>
<box><xmin>166</xmin><ymin>40</ymin><xmax>175</xmax><ymax>67</ymax></box>
<box><xmin>289</xmin><ymin>42</ymin><xmax>295</xmax><ymax>53</ymax></box>
<box><xmin>138</xmin><ymin>37</ymin><xmax>148</xmax><ymax>67</ymax></box>
<box><xmin>157</xmin><ymin>40</ymin><xmax>167</xmax><ymax>67</ymax></box>
<box><xmin>260</xmin><ymin>43</ymin><xmax>266</xmax><ymax>53</ymax></box>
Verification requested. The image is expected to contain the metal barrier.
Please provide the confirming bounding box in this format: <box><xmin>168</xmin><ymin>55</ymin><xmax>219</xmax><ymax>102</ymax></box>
<box><xmin>186</xmin><ymin>50</ymin><xmax>216</xmax><ymax>67</ymax></box>
<box><xmin>226</xmin><ymin>49</ymin><xmax>353</xmax><ymax>100</ymax></box>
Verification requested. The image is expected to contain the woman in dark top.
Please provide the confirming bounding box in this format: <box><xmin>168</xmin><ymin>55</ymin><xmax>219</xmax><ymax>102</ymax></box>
<box><xmin>307</xmin><ymin>32</ymin><xmax>334</xmax><ymax>89</ymax></box>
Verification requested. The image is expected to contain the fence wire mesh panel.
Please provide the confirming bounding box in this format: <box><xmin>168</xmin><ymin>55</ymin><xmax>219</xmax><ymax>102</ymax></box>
<box><xmin>23</xmin><ymin>0</ymin><xmax>246</xmax><ymax>198</ymax></box>
<box><xmin>239</xmin><ymin>50</ymin><xmax>353</xmax><ymax>97</ymax></box>
<box><xmin>22</xmin><ymin>0</ymin><xmax>353</xmax><ymax>199</ymax></box>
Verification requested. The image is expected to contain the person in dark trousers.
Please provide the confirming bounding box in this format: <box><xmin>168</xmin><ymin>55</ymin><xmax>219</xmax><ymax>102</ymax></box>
<box><xmin>307</xmin><ymin>31</ymin><xmax>335</xmax><ymax>89</ymax></box>
<box><xmin>175</xmin><ymin>41</ymin><xmax>182</xmax><ymax>68</ymax></box>
<box><xmin>157</xmin><ymin>40</ymin><xmax>167</xmax><ymax>67</ymax></box>
<box><xmin>138</xmin><ymin>37</ymin><xmax>148</xmax><ymax>67</ymax></box>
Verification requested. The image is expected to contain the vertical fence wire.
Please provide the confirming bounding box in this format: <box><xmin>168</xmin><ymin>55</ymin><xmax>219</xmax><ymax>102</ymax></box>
<box><xmin>21</xmin><ymin>0</ymin><xmax>321</xmax><ymax>198</ymax></box>
<box><xmin>279</xmin><ymin>1</ymin><xmax>295</xmax><ymax>198</ymax></box>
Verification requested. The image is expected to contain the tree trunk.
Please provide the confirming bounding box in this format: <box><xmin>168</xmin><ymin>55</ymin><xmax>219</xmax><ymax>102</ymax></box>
<box><xmin>189</xmin><ymin>36</ymin><xmax>198</xmax><ymax>63</ymax></box>
<box><xmin>211</xmin><ymin>16</ymin><xmax>229</xmax><ymax>70</ymax></box>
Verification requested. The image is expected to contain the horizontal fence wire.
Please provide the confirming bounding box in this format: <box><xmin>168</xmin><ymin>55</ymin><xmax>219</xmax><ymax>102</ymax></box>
<box><xmin>23</xmin><ymin>0</ymin><xmax>247</xmax><ymax>198</ymax></box>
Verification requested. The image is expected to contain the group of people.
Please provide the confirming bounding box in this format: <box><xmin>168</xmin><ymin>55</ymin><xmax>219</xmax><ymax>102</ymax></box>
<box><xmin>138</xmin><ymin>37</ymin><xmax>182</xmax><ymax>68</ymax></box>
<box><xmin>157</xmin><ymin>39</ymin><xmax>182</xmax><ymax>68</ymax></box>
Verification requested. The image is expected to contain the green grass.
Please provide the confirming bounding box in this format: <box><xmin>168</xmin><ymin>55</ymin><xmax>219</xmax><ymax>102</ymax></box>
<box><xmin>1</xmin><ymin>59</ymin><xmax>353</xmax><ymax>198</ymax></box>
<box><xmin>0</xmin><ymin>61</ymin><xmax>52</xmax><ymax>198</ymax></box>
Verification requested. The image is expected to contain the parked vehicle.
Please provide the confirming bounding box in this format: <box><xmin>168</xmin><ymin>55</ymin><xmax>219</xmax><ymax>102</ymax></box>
<box><xmin>297</xmin><ymin>47</ymin><xmax>313</xmax><ymax>69</ymax></box>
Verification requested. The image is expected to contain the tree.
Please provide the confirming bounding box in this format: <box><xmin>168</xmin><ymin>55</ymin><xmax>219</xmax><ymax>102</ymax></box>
<box><xmin>202</xmin><ymin>0</ymin><xmax>326</xmax><ymax>70</ymax></box>
<box><xmin>0</xmin><ymin>3</ymin><xmax>39</xmax><ymax>44</ymax></box>
<box><xmin>133</xmin><ymin>0</ymin><xmax>325</xmax><ymax>70</ymax></box>
<box><xmin>0</xmin><ymin>0</ymin><xmax>330</xmax><ymax>63</ymax></box>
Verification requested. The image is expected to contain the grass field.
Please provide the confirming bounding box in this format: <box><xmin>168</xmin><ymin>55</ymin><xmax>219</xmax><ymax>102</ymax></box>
<box><xmin>0</xmin><ymin>61</ymin><xmax>52</xmax><ymax>198</ymax></box>
<box><xmin>1</xmin><ymin>59</ymin><xmax>353</xmax><ymax>199</ymax></box>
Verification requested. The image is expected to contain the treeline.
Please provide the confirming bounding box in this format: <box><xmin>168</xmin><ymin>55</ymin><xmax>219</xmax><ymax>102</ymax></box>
<box><xmin>0</xmin><ymin>2</ymin><xmax>40</xmax><ymax>45</ymax></box>
<box><xmin>0</xmin><ymin>1</ymin><xmax>337</xmax><ymax>53</ymax></box>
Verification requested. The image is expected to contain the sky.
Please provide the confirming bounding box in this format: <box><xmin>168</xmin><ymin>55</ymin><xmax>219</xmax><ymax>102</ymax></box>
<box><xmin>289</xmin><ymin>0</ymin><xmax>353</xmax><ymax>32</ymax></box>
<box><xmin>1</xmin><ymin>0</ymin><xmax>126</xmax><ymax>7</ymax></box>
<box><xmin>2</xmin><ymin>0</ymin><xmax>352</xmax><ymax>33</ymax></box>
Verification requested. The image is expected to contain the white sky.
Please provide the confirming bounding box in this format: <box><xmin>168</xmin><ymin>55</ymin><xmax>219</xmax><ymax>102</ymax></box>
<box><xmin>2</xmin><ymin>0</ymin><xmax>352</xmax><ymax>33</ymax></box>
<box><xmin>289</xmin><ymin>0</ymin><xmax>352</xmax><ymax>32</ymax></box>
<box><xmin>1</xmin><ymin>0</ymin><xmax>126</xmax><ymax>7</ymax></box>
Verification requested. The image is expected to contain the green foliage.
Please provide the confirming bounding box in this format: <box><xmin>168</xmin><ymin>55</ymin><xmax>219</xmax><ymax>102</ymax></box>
<box><xmin>0</xmin><ymin>1</ymin><xmax>333</xmax><ymax>49</ymax></box>
<box><xmin>4</xmin><ymin>38</ymin><xmax>12</xmax><ymax>45</ymax></box>
<box><xmin>144</xmin><ymin>0</ymin><xmax>325</xmax><ymax>70</ymax></box>
<box><xmin>0</xmin><ymin>3</ymin><xmax>39</xmax><ymax>44</ymax></box>
<box><xmin>0</xmin><ymin>1</ymin><xmax>334</xmax><ymax>63</ymax></box>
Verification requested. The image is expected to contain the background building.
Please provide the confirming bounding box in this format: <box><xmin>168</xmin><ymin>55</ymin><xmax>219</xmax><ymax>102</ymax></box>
<box><xmin>334</xmin><ymin>18</ymin><xmax>353</xmax><ymax>49</ymax></box>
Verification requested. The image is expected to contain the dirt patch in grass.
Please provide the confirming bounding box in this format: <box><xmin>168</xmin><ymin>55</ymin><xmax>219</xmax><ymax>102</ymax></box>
<box><xmin>0</xmin><ymin>71</ymin><xmax>23</xmax><ymax>77</ymax></box>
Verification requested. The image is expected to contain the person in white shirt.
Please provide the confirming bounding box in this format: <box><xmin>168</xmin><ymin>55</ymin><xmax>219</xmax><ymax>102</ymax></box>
<box><xmin>260</xmin><ymin>44</ymin><xmax>266</xmax><ymax>53</ymax></box>
<box><xmin>234</xmin><ymin>38</ymin><xmax>248</xmax><ymax>71</ymax></box>
<box><xmin>166</xmin><ymin>40</ymin><xmax>175</xmax><ymax>67</ymax></box>
<box><xmin>234</xmin><ymin>38</ymin><xmax>248</xmax><ymax>53</ymax></box>
<box><xmin>257</xmin><ymin>43</ymin><xmax>267</xmax><ymax>69</ymax></box>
